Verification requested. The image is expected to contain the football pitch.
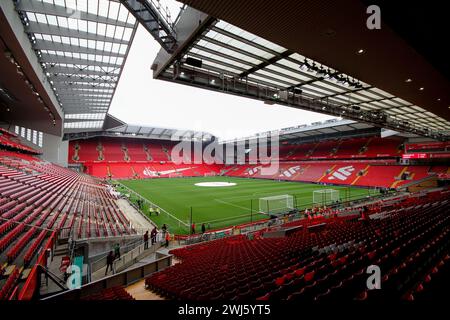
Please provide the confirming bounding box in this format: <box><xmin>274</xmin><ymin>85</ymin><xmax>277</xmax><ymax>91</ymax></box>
<box><xmin>117</xmin><ymin>177</ymin><xmax>379</xmax><ymax>234</ymax></box>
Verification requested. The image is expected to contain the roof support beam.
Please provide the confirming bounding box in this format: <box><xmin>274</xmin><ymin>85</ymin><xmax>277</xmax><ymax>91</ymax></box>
<box><xmin>17</xmin><ymin>0</ymin><xmax>135</xmax><ymax>28</ymax></box>
<box><xmin>33</xmin><ymin>40</ymin><xmax>126</xmax><ymax>57</ymax></box>
<box><xmin>64</xmin><ymin>111</ymin><xmax>106</xmax><ymax>115</ymax></box>
<box><xmin>45</xmin><ymin>66</ymin><xmax>120</xmax><ymax>77</ymax></box>
<box><xmin>64</xmin><ymin>118</ymin><xmax>106</xmax><ymax>123</ymax></box>
<box><xmin>240</xmin><ymin>50</ymin><xmax>294</xmax><ymax>78</ymax></box>
<box><xmin>54</xmin><ymin>82</ymin><xmax>114</xmax><ymax>90</ymax></box>
<box><xmin>25</xmin><ymin>21</ymin><xmax>130</xmax><ymax>44</ymax></box>
<box><xmin>60</xmin><ymin>98</ymin><xmax>111</xmax><ymax>102</ymax></box>
<box><xmin>40</xmin><ymin>53</ymin><xmax>121</xmax><ymax>67</ymax></box>
<box><xmin>49</xmin><ymin>75</ymin><xmax>118</xmax><ymax>84</ymax></box>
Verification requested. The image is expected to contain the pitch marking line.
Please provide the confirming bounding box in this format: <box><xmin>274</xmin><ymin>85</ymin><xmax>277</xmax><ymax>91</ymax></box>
<box><xmin>214</xmin><ymin>198</ymin><xmax>251</xmax><ymax>211</ymax></box>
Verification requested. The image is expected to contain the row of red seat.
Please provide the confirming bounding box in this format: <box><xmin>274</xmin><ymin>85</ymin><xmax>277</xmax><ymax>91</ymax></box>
<box><xmin>69</xmin><ymin>138</ymin><xmax>175</xmax><ymax>162</ymax></box>
<box><xmin>224</xmin><ymin>162</ymin><xmax>447</xmax><ymax>188</ymax></box>
<box><xmin>0</xmin><ymin>129</ymin><xmax>40</xmax><ymax>155</ymax></box>
<box><xmin>0</xmin><ymin>267</ymin><xmax>20</xmax><ymax>300</ymax></box>
<box><xmin>144</xmin><ymin>191</ymin><xmax>450</xmax><ymax>300</ymax></box>
<box><xmin>69</xmin><ymin>136</ymin><xmax>404</xmax><ymax>164</ymax></box>
<box><xmin>277</xmin><ymin>136</ymin><xmax>403</xmax><ymax>160</ymax></box>
<box><xmin>80</xmin><ymin>286</ymin><xmax>134</xmax><ymax>300</ymax></box>
<box><xmin>0</xmin><ymin>152</ymin><xmax>139</xmax><ymax>300</ymax></box>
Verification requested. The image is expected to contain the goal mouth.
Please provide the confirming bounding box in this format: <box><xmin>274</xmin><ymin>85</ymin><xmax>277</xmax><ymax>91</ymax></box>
<box><xmin>313</xmin><ymin>189</ymin><xmax>340</xmax><ymax>206</ymax></box>
<box><xmin>259</xmin><ymin>194</ymin><xmax>294</xmax><ymax>215</ymax></box>
<box><xmin>194</xmin><ymin>182</ymin><xmax>237</xmax><ymax>187</ymax></box>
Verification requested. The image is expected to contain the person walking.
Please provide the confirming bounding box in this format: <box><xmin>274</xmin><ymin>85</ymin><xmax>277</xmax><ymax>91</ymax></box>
<box><xmin>114</xmin><ymin>243</ymin><xmax>121</xmax><ymax>260</ymax></box>
<box><xmin>144</xmin><ymin>231</ymin><xmax>149</xmax><ymax>249</ymax></box>
<box><xmin>105</xmin><ymin>251</ymin><xmax>114</xmax><ymax>275</ymax></box>
<box><xmin>151</xmin><ymin>226</ymin><xmax>157</xmax><ymax>245</ymax></box>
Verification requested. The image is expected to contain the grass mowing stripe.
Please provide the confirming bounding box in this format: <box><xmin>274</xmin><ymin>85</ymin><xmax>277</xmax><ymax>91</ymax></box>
<box><xmin>119</xmin><ymin>177</ymin><xmax>377</xmax><ymax>234</ymax></box>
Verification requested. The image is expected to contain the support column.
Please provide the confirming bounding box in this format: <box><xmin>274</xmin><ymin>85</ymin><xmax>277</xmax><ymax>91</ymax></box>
<box><xmin>42</xmin><ymin>133</ymin><xmax>68</xmax><ymax>167</ymax></box>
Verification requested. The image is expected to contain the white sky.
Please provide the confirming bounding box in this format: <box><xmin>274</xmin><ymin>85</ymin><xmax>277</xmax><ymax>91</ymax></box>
<box><xmin>108</xmin><ymin>2</ymin><xmax>332</xmax><ymax>140</ymax></box>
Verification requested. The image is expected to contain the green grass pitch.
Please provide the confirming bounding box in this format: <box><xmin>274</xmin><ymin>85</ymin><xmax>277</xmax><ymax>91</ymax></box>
<box><xmin>117</xmin><ymin>177</ymin><xmax>378</xmax><ymax>234</ymax></box>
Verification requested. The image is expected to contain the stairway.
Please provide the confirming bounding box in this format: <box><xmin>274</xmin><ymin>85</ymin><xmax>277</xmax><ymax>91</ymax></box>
<box><xmin>97</xmin><ymin>142</ymin><xmax>104</xmax><ymax>161</ymax></box>
<box><xmin>122</xmin><ymin>144</ymin><xmax>130</xmax><ymax>161</ymax></box>
<box><xmin>72</xmin><ymin>143</ymin><xmax>80</xmax><ymax>161</ymax></box>
<box><xmin>143</xmin><ymin>145</ymin><xmax>153</xmax><ymax>161</ymax></box>
<box><xmin>162</xmin><ymin>146</ymin><xmax>171</xmax><ymax>161</ymax></box>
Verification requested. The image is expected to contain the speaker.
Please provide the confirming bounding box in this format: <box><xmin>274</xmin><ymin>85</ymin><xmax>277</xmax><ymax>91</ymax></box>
<box><xmin>185</xmin><ymin>57</ymin><xmax>202</xmax><ymax>68</ymax></box>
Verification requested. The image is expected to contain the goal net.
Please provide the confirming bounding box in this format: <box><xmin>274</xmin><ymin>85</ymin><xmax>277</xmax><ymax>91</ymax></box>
<box><xmin>313</xmin><ymin>189</ymin><xmax>339</xmax><ymax>206</ymax></box>
<box><xmin>259</xmin><ymin>195</ymin><xmax>294</xmax><ymax>215</ymax></box>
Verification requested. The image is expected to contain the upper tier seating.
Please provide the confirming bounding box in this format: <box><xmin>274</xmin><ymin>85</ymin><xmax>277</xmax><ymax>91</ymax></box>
<box><xmin>72</xmin><ymin>140</ymin><xmax>100</xmax><ymax>162</ymax></box>
<box><xmin>0</xmin><ymin>129</ymin><xmax>40</xmax><ymax>155</ymax></box>
<box><xmin>69</xmin><ymin>138</ymin><xmax>175</xmax><ymax>163</ymax></box>
<box><xmin>277</xmin><ymin>137</ymin><xmax>403</xmax><ymax>161</ymax></box>
<box><xmin>126</xmin><ymin>141</ymin><xmax>148</xmax><ymax>161</ymax></box>
<box><xmin>145</xmin><ymin>191</ymin><xmax>450</xmax><ymax>301</ymax></box>
<box><xmin>101</xmin><ymin>141</ymin><xmax>125</xmax><ymax>162</ymax></box>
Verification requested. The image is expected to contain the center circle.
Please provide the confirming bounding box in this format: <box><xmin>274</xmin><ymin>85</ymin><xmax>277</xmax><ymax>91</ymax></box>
<box><xmin>194</xmin><ymin>182</ymin><xmax>237</xmax><ymax>187</ymax></box>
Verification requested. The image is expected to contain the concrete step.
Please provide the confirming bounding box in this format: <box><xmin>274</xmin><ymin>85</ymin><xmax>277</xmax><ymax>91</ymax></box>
<box><xmin>54</xmin><ymin>244</ymin><xmax>69</xmax><ymax>256</ymax></box>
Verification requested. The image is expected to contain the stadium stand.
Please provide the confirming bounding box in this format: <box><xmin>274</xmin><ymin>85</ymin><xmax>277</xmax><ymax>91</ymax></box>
<box><xmin>0</xmin><ymin>129</ymin><xmax>40</xmax><ymax>155</ymax></box>
<box><xmin>0</xmin><ymin>0</ymin><xmax>449</xmax><ymax>305</ymax></box>
<box><xmin>70</xmin><ymin>135</ymin><xmax>447</xmax><ymax>190</ymax></box>
<box><xmin>0</xmin><ymin>147</ymin><xmax>137</xmax><ymax>300</ymax></box>
<box><xmin>81</xmin><ymin>286</ymin><xmax>134</xmax><ymax>301</ymax></box>
<box><xmin>144</xmin><ymin>190</ymin><xmax>450</xmax><ymax>301</ymax></box>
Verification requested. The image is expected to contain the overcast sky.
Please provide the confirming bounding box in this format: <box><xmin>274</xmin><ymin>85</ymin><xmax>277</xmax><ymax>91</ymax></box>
<box><xmin>108</xmin><ymin>2</ymin><xmax>332</xmax><ymax>140</ymax></box>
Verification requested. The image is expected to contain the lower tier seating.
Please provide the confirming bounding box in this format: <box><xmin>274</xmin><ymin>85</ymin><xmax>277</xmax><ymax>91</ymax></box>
<box><xmin>144</xmin><ymin>191</ymin><xmax>450</xmax><ymax>301</ymax></box>
<box><xmin>81</xmin><ymin>286</ymin><xmax>134</xmax><ymax>300</ymax></box>
<box><xmin>0</xmin><ymin>152</ymin><xmax>137</xmax><ymax>300</ymax></box>
<box><xmin>83</xmin><ymin>161</ymin><xmax>447</xmax><ymax>189</ymax></box>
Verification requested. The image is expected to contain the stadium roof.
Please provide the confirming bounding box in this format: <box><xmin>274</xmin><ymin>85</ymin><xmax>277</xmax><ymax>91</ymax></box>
<box><xmin>106</xmin><ymin>123</ymin><xmax>214</xmax><ymax>141</ymax></box>
<box><xmin>64</xmin><ymin>114</ymin><xmax>215</xmax><ymax>142</ymax></box>
<box><xmin>13</xmin><ymin>0</ymin><xmax>137</xmax><ymax>131</ymax></box>
<box><xmin>151</xmin><ymin>1</ymin><xmax>450</xmax><ymax>141</ymax></box>
<box><xmin>220</xmin><ymin>118</ymin><xmax>398</xmax><ymax>144</ymax></box>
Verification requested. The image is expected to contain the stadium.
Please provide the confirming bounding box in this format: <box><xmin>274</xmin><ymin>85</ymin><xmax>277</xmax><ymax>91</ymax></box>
<box><xmin>0</xmin><ymin>0</ymin><xmax>449</xmax><ymax>307</ymax></box>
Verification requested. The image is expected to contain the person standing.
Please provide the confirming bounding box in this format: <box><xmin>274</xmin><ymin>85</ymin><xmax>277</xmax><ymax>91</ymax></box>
<box><xmin>144</xmin><ymin>231</ymin><xmax>149</xmax><ymax>249</ymax></box>
<box><xmin>165</xmin><ymin>231</ymin><xmax>170</xmax><ymax>248</ymax></box>
<box><xmin>201</xmin><ymin>223</ymin><xmax>206</xmax><ymax>234</ymax></box>
<box><xmin>191</xmin><ymin>222</ymin><xmax>196</xmax><ymax>234</ymax></box>
<box><xmin>105</xmin><ymin>251</ymin><xmax>114</xmax><ymax>275</ymax></box>
<box><xmin>114</xmin><ymin>243</ymin><xmax>121</xmax><ymax>260</ymax></box>
<box><xmin>151</xmin><ymin>226</ymin><xmax>157</xmax><ymax>245</ymax></box>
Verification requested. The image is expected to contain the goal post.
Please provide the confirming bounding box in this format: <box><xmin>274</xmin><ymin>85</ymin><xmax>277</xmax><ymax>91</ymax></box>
<box><xmin>259</xmin><ymin>195</ymin><xmax>294</xmax><ymax>215</ymax></box>
<box><xmin>313</xmin><ymin>189</ymin><xmax>340</xmax><ymax>206</ymax></box>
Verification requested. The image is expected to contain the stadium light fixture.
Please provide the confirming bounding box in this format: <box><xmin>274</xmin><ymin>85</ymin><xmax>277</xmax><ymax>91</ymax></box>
<box><xmin>419</xmin><ymin>87</ymin><xmax>424</xmax><ymax>91</ymax></box>
<box><xmin>405</xmin><ymin>78</ymin><xmax>412</xmax><ymax>82</ymax></box>
<box><xmin>357</xmin><ymin>49</ymin><xmax>365</xmax><ymax>54</ymax></box>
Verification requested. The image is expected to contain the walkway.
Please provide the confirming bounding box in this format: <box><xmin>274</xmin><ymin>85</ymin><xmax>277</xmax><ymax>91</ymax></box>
<box><xmin>117</xmin><ymin>198</ymin><xmax>154</xmax><ymax>232</ymax></box>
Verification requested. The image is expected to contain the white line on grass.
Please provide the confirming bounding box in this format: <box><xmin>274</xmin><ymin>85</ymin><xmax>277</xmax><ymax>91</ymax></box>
<box><xmin>214</xmin><ymin>198</ymin><xmax>251</xmax><ymax>211</ymax></box>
